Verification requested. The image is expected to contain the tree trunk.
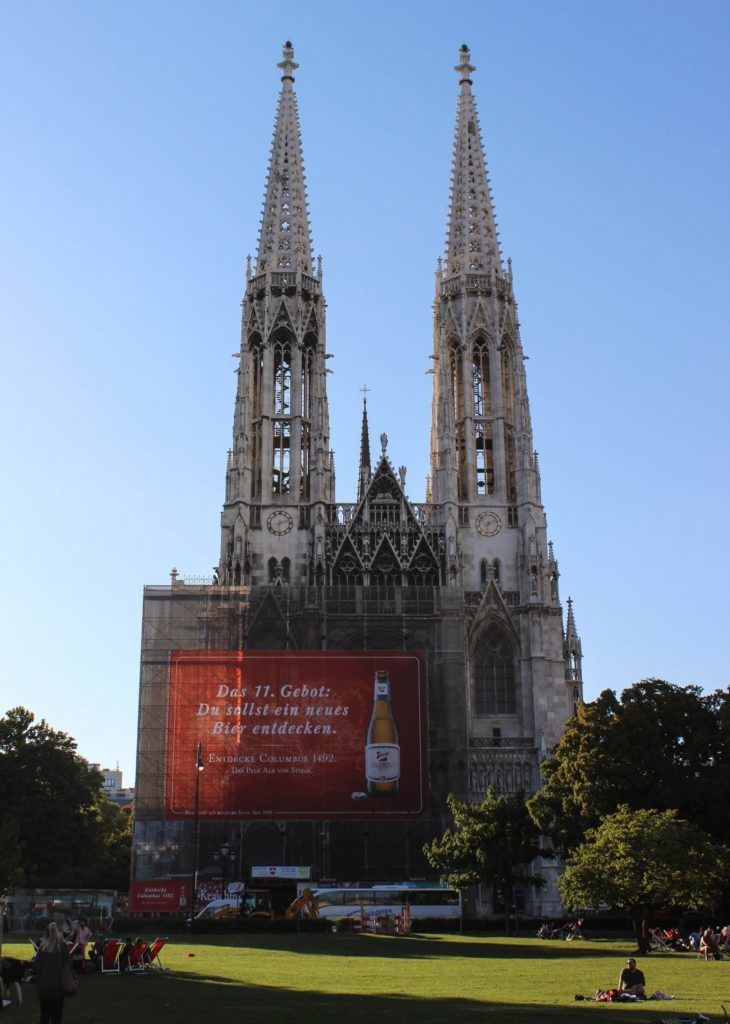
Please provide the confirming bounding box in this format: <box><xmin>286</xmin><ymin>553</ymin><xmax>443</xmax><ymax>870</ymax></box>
<box><xmin>504</xmin><ymin>881</ymin><xmax>513</xmax><ymax>936</ymax></box>
<box><xmin>632</xmin><ymin>910</ymin><xmax>650</xmax><ymax>954</ymax></box>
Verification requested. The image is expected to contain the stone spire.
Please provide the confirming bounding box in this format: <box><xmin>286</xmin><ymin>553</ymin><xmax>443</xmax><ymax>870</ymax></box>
<box><xmin>565</xmin><ymin>597</ymin><xmax>582</xmax><ymax>657</ymax></box>
<box><xmin>217</xmin><ymin>42</ymin><xmax>332</xmax><ymax>587</ymax></box>
<box><xmin>357</xmin><ymin>393</ymin><xmax>372</xmax><ymax>501</ymax></box>
<box><xmin>444</xmin><ymin>45</ymin><xmax>501</xmax><ymax>277</ymax></box>
<box><xmin>255</xmin><ymin>41</ymin><xmax>313</xmax><ymax>275</ymax></box>
<box><xmin>564</xmin><ymin>597</ymin><xmax>584</xmax><ymax>704</ymax></box>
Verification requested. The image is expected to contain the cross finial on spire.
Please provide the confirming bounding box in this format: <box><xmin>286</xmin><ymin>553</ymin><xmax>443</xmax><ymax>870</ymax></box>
<box><xmin>455</xmin><ymin>43</ymin><xmax>475</xmax><ymax>86</ymax></box>
<box><xmin>357</xmin><ymin>388</ymin><xmax>372</xmax><ymax>501</ymax></box>
<box><xmin>277</xmin><ymin>40</ymin><xmax>298</xmax><ymax>84</ymax></box>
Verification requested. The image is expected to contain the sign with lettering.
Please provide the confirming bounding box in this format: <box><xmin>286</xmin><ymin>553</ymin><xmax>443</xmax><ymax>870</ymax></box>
<box><xmin>164</xmin><ymin>651</ymin><xmax>427</xmax><ymax>819</ymax></box>
<box><xmin>129</xmin><ymin>880</ymin><xmax>189</xmax><ymax>913</ymax></box>
<box><xmin>251</xmin><ymin>866</ymin><xmax>311</xmax><ymax>879</ymax></box>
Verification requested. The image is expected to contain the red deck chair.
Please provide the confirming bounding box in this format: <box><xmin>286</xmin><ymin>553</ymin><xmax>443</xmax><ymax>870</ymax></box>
<box><xmin>101</xmin><ymin>939</ymin><xmax>123</xmax><ymax>974</ymax></box>
<box><xmin>127</xmin><ymin>940</ymin><xmax>150</xmax><ymax>973</ymax></box>
<box><xmin>650</xmin><ymin>928</ymin><xmax>675</xmax><ymax>953</ymax></box>
<box><xmin>144</xmin><ymin>938</ymin><xmax>167</xmax><ymax>971</ymax></box>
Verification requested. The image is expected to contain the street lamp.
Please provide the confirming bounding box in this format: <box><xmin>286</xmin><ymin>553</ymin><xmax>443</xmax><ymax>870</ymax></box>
<box><xmin>212</xmin><ymin>839</ymin><xmax>237</xmax><ymax>899</ymax></box>
<box><xmin>189</xmin><ymin>742</ymin><xmax>205</xmax><ymax>921</ymax></box>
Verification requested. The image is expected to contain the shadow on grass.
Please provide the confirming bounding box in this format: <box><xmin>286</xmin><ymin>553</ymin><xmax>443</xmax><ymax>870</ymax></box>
<box><xmin>191</xmin><ymin>931</ymin><xmax>625</xmax><ymax>961</ymax></box>
<box><xmin>45</xmin><ymin>970</ymin><xmax>724</xmax><ymax>1024</ymax></box>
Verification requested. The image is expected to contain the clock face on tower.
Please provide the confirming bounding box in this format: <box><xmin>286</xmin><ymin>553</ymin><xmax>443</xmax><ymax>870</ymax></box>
<box><xmin>266</xmin><ymin>510</ymin><xmax>294</xmax><ymax>536</ymax></box>
<box><xmin>475</xmin><ymin>511</ymin><xmax>502</xmax><ymax>537</ymax></box>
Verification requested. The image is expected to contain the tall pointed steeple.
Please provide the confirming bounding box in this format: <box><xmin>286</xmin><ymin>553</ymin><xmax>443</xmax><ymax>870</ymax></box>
<box><xmin>357</xmin><ymin>393</ymin><xmax>372</xmax><ymax>501</ymax></box>
<box><xmin>256</xmin><ymin>41</ymin><xmax>313</xmax><ymax>275</ymax></box>
<box><xmin>218</xmin><ymin>42</ymin><xmax>332</xmax><ymax>587</ymax></box>
<box><xmin>445</xmin><ymin>45</ymin><xmax>501</xmax><ymax>276</ymax></box>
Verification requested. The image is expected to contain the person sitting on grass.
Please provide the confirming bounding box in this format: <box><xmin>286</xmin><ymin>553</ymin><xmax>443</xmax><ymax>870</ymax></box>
<box><xmin>0</xmin><ymin>957</ymin><xmax>28</xmax><ymax>1006</ymax></box>
<box><xmin>87</xmin><ymin>938</ymin><xmax>107</xmax><ymax>972</ymax></box>
<box><xmin>119</xmin><ymin>938</ymin><xmax>134</xmax><ymax>972</ymax></box>
<box><xmin>699</xmin><ymin>927</ymin><xmax>721</xmax><ymax>959</ymax></box>
<box><xmin>618</xmin><ymin>957</ymin><xmax>646</xmax><ymax>997</ymax></box>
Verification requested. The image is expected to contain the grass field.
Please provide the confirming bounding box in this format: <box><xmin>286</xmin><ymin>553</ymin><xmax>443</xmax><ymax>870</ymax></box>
<box><xmin>3</xmin><ymin>933</ymin><xmax>730</xmax><ymax>1023</ymax></box>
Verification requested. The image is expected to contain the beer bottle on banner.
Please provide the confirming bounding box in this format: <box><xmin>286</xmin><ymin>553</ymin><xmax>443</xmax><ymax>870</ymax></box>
<box><xmin>365</xmin><ymin>670</ymin><xmax>400</xmax><ymax>796</ymax></box>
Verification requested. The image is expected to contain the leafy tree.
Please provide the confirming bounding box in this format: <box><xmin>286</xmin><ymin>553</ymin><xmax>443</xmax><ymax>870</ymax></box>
<box><xmin>0</xmin><ymin>707</ymin><xmax>130</xmax><ymax>889</ymax></box>
<box><xmin>559</xmin><ymin>806</ymin><xmax>726</xmax><ymax>953</ymax></box>
<box><xmin>91</xmin><ymin>802</ymin><xmax>133</xmax><ymax>891</ymax></box>
<box><xmin>423</xmin><ymin>789</ymin><xmax>542</xmax><ymax>932</ymax></box>
<box><xmin>0</xmin><ymin>819</ymin><xmax>25</xmax><ymax>890</ymax></box>
<box><xmin>528</xmin><ymin>680</ymin><xmax>730</xmax><ymax>855</ymax></box>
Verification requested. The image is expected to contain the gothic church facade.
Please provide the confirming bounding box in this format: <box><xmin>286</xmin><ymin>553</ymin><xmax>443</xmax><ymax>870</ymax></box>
<box><xmin>134</xmin><ymin>44</ymin><xmax>582</xmax><ymax>916</ymax></box>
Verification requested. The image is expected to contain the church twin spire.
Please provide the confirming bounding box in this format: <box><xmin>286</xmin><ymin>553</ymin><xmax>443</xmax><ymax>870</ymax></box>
<box><xmin>255</xmin><ymin>41</ymin><xmax>313</xmax><ymax>275</ymax></box>
<box><xmin>444</xmin><ymin>45</ymin><xmax>502</xmax><ymax>278</ymax></box>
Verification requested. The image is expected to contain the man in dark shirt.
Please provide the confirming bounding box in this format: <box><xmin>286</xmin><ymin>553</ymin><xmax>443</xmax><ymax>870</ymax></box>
<box><xmin>618</xmin><ymin>957</ymin><xmax>646</xmax><ymax>996</ymax></box>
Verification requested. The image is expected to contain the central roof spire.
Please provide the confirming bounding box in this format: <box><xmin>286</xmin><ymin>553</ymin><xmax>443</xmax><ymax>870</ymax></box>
<box><xmin>255</xmin><ymin>41</ymin><xmax>313</xmax><ymax>275</ymax></box>
<box><xmin>444</xmin><ymin>45</ymin><xmax>502</xmax><ymax>277</ymax></box>
<box><xmin>357</xmin><ymin>390</ymin><xmax>372</xmax><ymax>501</ymax></box>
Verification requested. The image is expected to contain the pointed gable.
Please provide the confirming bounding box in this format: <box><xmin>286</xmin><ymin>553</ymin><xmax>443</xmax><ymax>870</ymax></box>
<box><xmin>246</xmin><ymin>590</ymin><xmax>298</xmax><ymax>649</ymax></box>
<box><xmin>468</xmin><ymin>579</ymin><xmax>517</xmax><ymax>646</ymax></box>
<box><xmin>329</xmin><ymin>455</ymin><xmax>444</xmax><ymax>585</ymax></box>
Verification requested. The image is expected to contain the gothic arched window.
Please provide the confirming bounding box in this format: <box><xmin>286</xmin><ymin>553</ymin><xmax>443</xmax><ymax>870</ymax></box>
<box><xmin>281</xmin><ymin>557</ymin><xmax>291</xmax><ymax>584</ymax></box>
<box><xmin>273</xmin><ymin>337</ymin><xmax>292</xmax><ymax>415</ymax></box>
<box><xmin>249</xmin><ymin>335</ymin><xmax>263</xmax><ymax>419</ymax></box>
<box><xmin>480</xmin><ymin>559</ymin><xmax>488</xmax><ymax>589</ymax></box>
<box><xmin>301</xmin><ymin>338</ymin><xmax>315</xmax><ymax>421</ymax></box>
<box><xmin>272</xmin><ymin>420</ymin><xmax>291</xmax><ymax>494</ymax></box>
<box><xmin>472</xmin><ymin>340</ymin><xmax>491</xmax><ymax>417</ymax></box>
<box><xmin>475</xmin><ymin>421</ymin><xmax>495</xmax><ymax>495</ymax></box>
<box><xmin>268</xmin><ymin>557</ymin><xmax>278</xmax><ymax>583</ymax></box>
<box><xmin>474</xmin><ymin>627</ymin><xmax>517</xmax><ymax>715</ymax></box>
<box><xmin>448</xmin><ymin>341</ymin><xmax>463</xmax><ymax>421</ymax></box>
<box><xmin>501</xmin><ymin>341</ymin><xmax>515</xmax><ymax>426</ymax></box>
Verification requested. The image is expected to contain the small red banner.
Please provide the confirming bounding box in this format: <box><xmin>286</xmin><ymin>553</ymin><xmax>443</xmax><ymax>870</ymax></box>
<box><xmin>129</xmin><ymin>880</ymin><xmax>190</xmax><ymax>913</ymax></box>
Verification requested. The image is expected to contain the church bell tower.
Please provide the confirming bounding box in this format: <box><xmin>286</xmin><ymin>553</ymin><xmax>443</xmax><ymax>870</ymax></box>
<box><xmin>218</xmin><ymin>43</ymin><xmax>333</xmax><ymax>588</ymax></box>
<box><xmin>430</xmin><ymin>46</ymin><xmax>582</xmax><ymax>756</ymax></box>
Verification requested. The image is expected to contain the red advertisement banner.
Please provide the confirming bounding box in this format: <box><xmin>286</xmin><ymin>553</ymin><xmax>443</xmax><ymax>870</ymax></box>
<box><xmin>129</xmin><ymin>880</ymin><xmax>190</xmax><ymax>913</ymax></box>
<box><xmin>165</xmin><ymin>651</ymin><xmax>427</xmax><ymax>819</ymax></box>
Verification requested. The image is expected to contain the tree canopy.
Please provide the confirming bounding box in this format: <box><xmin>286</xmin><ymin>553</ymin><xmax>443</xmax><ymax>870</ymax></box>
<box><xmin>559</xmin><ymin>805</ymin><xmax>726</xmax><ymax>952</ymax></box>
<box><xmin>0</xmin><ymin>706</ymin><xmax>132</xmax><ymax>890</ymax></box>
<box><xmin>423</xmin><ymin>789</ymin><xmax>542</xmax><ymax>930</ymax></box>
<box><xmin>528</xmin><ymin>679</ymin><xmax>730</xmax><ymax>855</ymax></box>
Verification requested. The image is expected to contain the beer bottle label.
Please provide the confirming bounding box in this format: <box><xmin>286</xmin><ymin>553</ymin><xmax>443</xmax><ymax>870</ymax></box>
<box><xmin>365</xmin><ymin>743</ymin><xmax>400</xmax><ymax>781</ymax></box>
<box><xmin>375</xmin><ymin>681</ymin><xmax>389</xmax><ymax>697</ymax></box>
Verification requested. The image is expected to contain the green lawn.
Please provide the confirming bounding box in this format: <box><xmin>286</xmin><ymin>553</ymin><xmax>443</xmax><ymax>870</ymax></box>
<box><xmin>3</xmin><ymin>933</ymin><xmax>729</xmax><ymax>1023</ymax></box>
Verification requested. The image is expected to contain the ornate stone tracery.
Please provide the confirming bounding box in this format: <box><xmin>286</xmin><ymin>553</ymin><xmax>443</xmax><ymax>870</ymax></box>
<box><xmin>328</xmin><ymin>456</ymin><xmax>444</xmax><ymax>587</ymax></box>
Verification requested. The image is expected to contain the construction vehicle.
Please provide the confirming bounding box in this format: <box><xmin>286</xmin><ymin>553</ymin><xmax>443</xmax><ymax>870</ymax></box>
<box><xmin>196</xmin><ymin>887</ymin><xmax>318</xmax><ymax>922</ymax></box>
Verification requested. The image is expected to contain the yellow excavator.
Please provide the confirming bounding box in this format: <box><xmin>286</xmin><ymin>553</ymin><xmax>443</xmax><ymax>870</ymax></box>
<box><xmin>284</xmin><ymin>888</ymin><xmax>319</xmax><ymax>920</ymax></box>
<box><xmin>200</xmin><ymin>887</ymin><xmax>319</xmax><ymax>921</ymax></box>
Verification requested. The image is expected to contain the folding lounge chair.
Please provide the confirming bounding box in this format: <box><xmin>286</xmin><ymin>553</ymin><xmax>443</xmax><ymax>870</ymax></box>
<box><xmin>650</xmin><ymin>928</ymin><xmax>675</xmax><ymax>953</ymax></box>
<box><xmin>144</xmin><ymin>938</ymin><xmax>167</xmax><ymax>971</ymax></box>
<box><xmin>127</xmin><ymin>941</ymin><xmax>150</xmax><ymax>973</ymax></box>
<box><xmin>101</xmin><ymin>939</ymin><xmax>123</xmax><ymax>974</ymax></box>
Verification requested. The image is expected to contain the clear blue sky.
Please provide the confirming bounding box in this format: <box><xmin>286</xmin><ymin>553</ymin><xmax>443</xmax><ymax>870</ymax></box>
<box><xmin>1</xmin><ymin>0</ymin><xmax>728</xmax><ymax>780</ymax></box>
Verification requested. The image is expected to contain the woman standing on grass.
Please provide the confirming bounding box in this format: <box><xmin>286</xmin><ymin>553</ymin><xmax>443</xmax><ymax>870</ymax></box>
<box><xmin>35</xmin><ymin>922</ymin><xmax>70</xmax><ymax>1024</ymax></box>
